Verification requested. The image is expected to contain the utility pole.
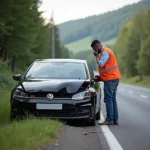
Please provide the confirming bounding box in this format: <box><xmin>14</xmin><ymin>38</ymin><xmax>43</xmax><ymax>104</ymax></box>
<box><xmin>50</xmin><ymin>11</ymin><xmax>55</xmax><ymax>58</ymax></box>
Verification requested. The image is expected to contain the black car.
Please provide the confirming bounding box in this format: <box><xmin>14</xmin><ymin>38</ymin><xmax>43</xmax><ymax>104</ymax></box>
<box><xmin>10</xmin><ymin>59</ymin><xmax>101</xmax><ymax>125</ymax></box>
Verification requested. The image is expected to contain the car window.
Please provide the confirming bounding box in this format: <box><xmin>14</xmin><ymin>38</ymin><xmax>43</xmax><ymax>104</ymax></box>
<box><xmin>25</xmin><ymin>62</ymin><xmax>87</xmax><ymax>79</ymax></box>
<box><xmin>87</xmin><ymin>63</ymin><xmax>94</xmax><ymax>79</ymax></box>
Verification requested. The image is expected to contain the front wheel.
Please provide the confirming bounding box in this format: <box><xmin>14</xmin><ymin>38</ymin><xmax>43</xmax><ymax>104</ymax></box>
<box><xmin>89</xmin><ymin>114</ymin><xmax>96</xmax><ymax>126</ymax></box>
<box><xmin>10</xmin><ymin>111</ymin><xmax>17</xmax><ymax>121</ymax></box>
<box><xmin>88</xmin><ymin>105</ymin><xmax>96</xmax><ymax>126</ymax></box>
<box><xmin>96</xmin><ymin>107</ymin><xmax>100</xmax><ymax>120</ymax></box>
<box><xmin>10</xmin><ymin>111</ymin><xmax>24</xmax><ymax>121</ymax></box>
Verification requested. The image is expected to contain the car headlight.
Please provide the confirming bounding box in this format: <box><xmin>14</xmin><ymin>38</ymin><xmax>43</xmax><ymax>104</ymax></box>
<box><xmin>13</xmin><ymin>90</ymin><xmax>28</xmax><ymax>98</ymax></box>
<box><xmin>72</xmin><ymin>91</ymin><xmax>91</xmax><ymax>100</ymax></box>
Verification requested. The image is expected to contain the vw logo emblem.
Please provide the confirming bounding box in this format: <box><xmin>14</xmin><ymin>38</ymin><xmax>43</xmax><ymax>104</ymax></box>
<box><xmin>47</xmin><ymin>93</ymin><xmax>54</xmax><ymax>100</ymax></box>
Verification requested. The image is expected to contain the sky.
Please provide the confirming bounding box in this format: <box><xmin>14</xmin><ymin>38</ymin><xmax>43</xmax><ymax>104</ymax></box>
<box><xmin>40</xmin><ymin>0</ymin><xmax>141</xmax><ymax>25</ymax></box>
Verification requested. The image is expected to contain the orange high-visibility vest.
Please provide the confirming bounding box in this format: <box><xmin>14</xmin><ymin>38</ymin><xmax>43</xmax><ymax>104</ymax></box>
<box><xmin>98</xmin><ymin>46</ymin><xmax>121</xmax><ymax>82</ymax></box>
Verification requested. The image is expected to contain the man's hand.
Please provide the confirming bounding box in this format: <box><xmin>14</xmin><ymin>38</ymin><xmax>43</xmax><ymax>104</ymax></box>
<box><xmin>93</xmin><ymin>51</ymin><xmax>99</xmax><ymax>64</ymax></box>
<box><xmin>93</xmin><ymin>51</ymin><xmax>98</xmax><ymax>57</ymax></box>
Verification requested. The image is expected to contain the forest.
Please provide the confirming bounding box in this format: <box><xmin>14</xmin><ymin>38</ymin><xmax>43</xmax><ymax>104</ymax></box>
<box><xmin>0</xmin><ymin>0</ymin><xmax>70</xmax><ymax>89</ymax></box>
<box><xmin>58</xmin><ymin>0</ymin><xmax>150</xmax><ymax>45</ymax></box>
<box><xmin>73</xmin><ymin>8</ymin><xmax>150</xmax><ymax>81</ymax></box>
<box><xmin>114</xmin><ymin>9</ymin><xmax>150</xmax><ymax>78</ymax></box>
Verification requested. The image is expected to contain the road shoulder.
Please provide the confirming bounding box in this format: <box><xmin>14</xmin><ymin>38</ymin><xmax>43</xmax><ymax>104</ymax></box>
<box><xmin>40</xmin><ymin>123</ymin><xmax>104</xmax><ymax>150</ymax></box>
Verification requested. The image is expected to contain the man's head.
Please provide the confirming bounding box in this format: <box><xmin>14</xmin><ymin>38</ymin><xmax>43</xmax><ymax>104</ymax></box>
<box><xmin>91</xmin><ymin>40</ymin><xmax>102</xmax><ymax>53</ymax></box>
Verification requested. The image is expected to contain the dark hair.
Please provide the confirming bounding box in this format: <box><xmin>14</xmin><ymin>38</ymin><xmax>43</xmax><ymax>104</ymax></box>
<box><xmin>91</xmin><ymin>40</ymin><xmax>101</xmax><ymax>47</ymax></box>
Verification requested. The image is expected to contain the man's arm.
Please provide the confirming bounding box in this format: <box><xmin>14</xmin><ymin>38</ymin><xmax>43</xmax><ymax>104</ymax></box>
<box><xmin>96</xmin><ymin>51</ymin><xmax>110</xmax><ymax>67</ymax></box>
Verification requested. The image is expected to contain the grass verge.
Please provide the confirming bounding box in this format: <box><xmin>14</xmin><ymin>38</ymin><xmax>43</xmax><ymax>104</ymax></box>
<box><xmin>0</xmin><ymin>91</ymin><xmax>10</xmax><ymax>124</ymax></box>
<box><xmin>120</xmin><ymin>76</ymin><xmax>150</xmax><ymax>88</ymax></box>
<box><xmin>66</xmin><ymin>36</ymin><xmax>92</xmax><ymax>53</ymax></box>
<box><xmin>0</xmin><ymin>90</ymin><xmax>63</xmax><ymax>150</ymax></box>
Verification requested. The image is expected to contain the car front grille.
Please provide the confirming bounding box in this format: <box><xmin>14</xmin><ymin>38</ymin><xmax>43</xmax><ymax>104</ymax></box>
<box><xmin>29</xmin><ymin>92</ymin><xmax>72</xmax><ymax>99</ymax></box>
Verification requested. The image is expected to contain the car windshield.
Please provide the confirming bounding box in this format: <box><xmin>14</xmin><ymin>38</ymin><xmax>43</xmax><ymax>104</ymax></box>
<box><xmin>25</xmin><ymin>62</ymin><xmax>87</xmax><ymax>79</ymax></box>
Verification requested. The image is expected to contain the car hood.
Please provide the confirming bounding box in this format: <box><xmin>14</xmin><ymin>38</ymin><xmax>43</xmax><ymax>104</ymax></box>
<box><xmin>18</xmin><ymin>79</ymin><xmax>90</xmax><ymax>94</ymax></box>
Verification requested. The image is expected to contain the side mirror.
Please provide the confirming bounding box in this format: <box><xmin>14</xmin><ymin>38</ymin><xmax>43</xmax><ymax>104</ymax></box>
<box><xmin>91</xmin><ymin>75</ymin><xmax>101</xmax><ymax>85</ymax></box>
<box><xmin>12</xmin><ymin>74</ymin><xmax>21</xmax><ymax>81</ymax></box>
<box><xmin>94</xmin><ymin>75</ymin><xmax>101</xmax><ymax>82</ymax></box>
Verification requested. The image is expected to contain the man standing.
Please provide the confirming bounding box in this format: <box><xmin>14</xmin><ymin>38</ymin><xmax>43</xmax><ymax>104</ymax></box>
<box><xmin>91</xmin><ymin>40</ymin><xmax>121</xmax><ymax>125</ymax></box>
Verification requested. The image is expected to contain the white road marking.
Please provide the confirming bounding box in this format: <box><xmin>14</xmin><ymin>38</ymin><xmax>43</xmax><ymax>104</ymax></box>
<box><xmin>128</xmin><ymin>91</ymin><xmax>133</xmax><ymax>94</ymax></box>
<box><xmin>140</xmin><ymin>95</ymin><xmax>148</xmax><ymax>99</ymax></box>
<box><xmin>99</xmin><ymin>112</ymin><xmax>124</xmax><ymax>150</ymax></box>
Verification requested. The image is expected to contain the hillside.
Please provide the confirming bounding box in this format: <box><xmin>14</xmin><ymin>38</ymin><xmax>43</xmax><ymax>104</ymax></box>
<box><xmin>66</xmin><ymin>37</ymin><xmax>116</xmax><ymax>53</ymax></box>
<box><xmin>58</xmin><ymin>0</ymin><xmax>150</xmax><ymax>45</ymax></box>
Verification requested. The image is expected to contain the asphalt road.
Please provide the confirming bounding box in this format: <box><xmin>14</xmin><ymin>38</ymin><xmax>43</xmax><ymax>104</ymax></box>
<box><xmin>101</xmin><ymin>82</ymin><xmax>150</xmax><ymax>150</ymax></box>
<box><xmin>41</xmin><ymin>82</ymin><xmax>150</xmax><ymax>150</ymax></box>
<box><xmin>41</xmin><ymin>121</ymin><xmax>109</xmax><ymax>150</ymax></box>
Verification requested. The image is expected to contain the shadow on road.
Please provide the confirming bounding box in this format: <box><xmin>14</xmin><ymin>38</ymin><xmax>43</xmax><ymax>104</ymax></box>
<box><xmin>60</xmin><ymin>119</ymin><xmax>95</xmax><ymax>127</ymax></box>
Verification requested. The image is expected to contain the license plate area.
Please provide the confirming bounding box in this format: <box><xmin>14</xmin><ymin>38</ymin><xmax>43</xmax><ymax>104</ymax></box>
<box><xmin>36</xmin><ymin>104</ymin><xmax>62</xmax><ymax>110</ymax></box>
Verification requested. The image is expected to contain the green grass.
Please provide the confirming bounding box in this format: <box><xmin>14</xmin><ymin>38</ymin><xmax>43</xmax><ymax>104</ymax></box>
<box><xmin>0</xmin><ymin>119</ymin><xmax>62</xmax><ymax>150</ymax></box>
<box><xmin>120</xmin><ymin>76</ymin><xmax>150</xmax><ymax>88</ymax></box>
<box><xmin>103</xmin><ymin>38</ymin><xmax>117</xmax><ymax>46</ymax></box>
<box><xmin>0</xmin><ymin>90</ymin><xmax>63</xmax><ymax>150</ymax></box>
<box><xmin>66</xmin><ymin>36</ymin><xmax>92</xmax><ymax>53</ymax></box>
<box><xmin>66</xmin><ymin>36</ymin><xmax>117</xmax><ymax>53</ymax></box>
<box><xmin>0</xmin><ymin>91</ymin><xmax>11</xmax><ymax>124</ymax></box>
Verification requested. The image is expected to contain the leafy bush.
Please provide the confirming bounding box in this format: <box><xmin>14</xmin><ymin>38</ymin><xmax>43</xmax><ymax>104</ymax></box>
<box><xmin>0</xmin><ymin>61</ymin><xmax>15</xmax><ymax>90</ymax></box>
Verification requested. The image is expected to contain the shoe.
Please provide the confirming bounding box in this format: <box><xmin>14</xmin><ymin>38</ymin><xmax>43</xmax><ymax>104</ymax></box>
<box><xmin>99</xmin><ymin>121</ymin><xmax>113</xmax><ymax>125</ymax></box>
<box><xmin>114</xmin><ymin>121</ymin><xmax>119</xmax><ymax>125</ymax></box>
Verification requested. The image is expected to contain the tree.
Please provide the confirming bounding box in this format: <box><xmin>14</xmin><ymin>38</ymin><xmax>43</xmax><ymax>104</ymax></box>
<box><xmin>73</xmin><ymin>50</ymin><xmax>97</xmax><ymax>70</ymax></box>
<box><xmin>8</xmin><ymin>0</ymin><xmax>43</xmax><ymax>71</ymax></box>
<box><xmin>136</xmin><ymin>9</ymin><xmax>150</xmax><ymax>76</ymax></box>
<box><xmin>113</xmin><ymin>22</ymin><xmax>132</xmax><ymax>75</ymax></box>
<box><xmin>113</xmin><ymin>8</ymin><xmax>149</xmax><ymax>77</ymax></box>
<box><xmin>58</xmin><ymin>0</ymin><xmax>150</xmax><ymax>44</ymax></box>
<box><xmin>0</xmin><ymin>0</ymin><xmax>70</xmax><ymax>73</ymax></box>
<box><xmin>123</xmin><ymin>26</ymin><xmax>140</xmax><ymax>76</ymax></box>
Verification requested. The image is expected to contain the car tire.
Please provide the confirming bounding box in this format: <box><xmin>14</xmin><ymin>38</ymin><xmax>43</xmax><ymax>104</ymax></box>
<box><xmin>10</xmin><ymin>111</ymin><xmax>23</xmax><ymax>121</ymax></box>
<box><xmin>96</xmin><ymin>107</ymin><xmax>100</xmax><ymax>120</ymax></box>
<box><xmin>89</xmin><ymin>114</ymin><xmax>96</xmax><ymax>126</ymax></box>
<box><xmin>88</xmin><ymin>105</ymin><xmax>96</xmax><ymax>126</ymax></box>
<box><xmin>10</xmin><ymin>111</ymin><xmax>17</xmax><ymax>121</ymax></box>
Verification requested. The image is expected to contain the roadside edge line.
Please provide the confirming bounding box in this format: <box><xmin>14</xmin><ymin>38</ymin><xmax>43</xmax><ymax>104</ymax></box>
<box><xmin>98</xmin><ymin>112</ymin><xmax>124</xmax><ymax>150</ymax></box>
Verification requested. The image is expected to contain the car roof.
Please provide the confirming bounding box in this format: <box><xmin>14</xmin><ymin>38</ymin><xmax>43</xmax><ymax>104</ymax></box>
<box><xmin>35</xmin><ymin>59</ymin><xmax>87</xmax><ymax>63</ymax></box>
